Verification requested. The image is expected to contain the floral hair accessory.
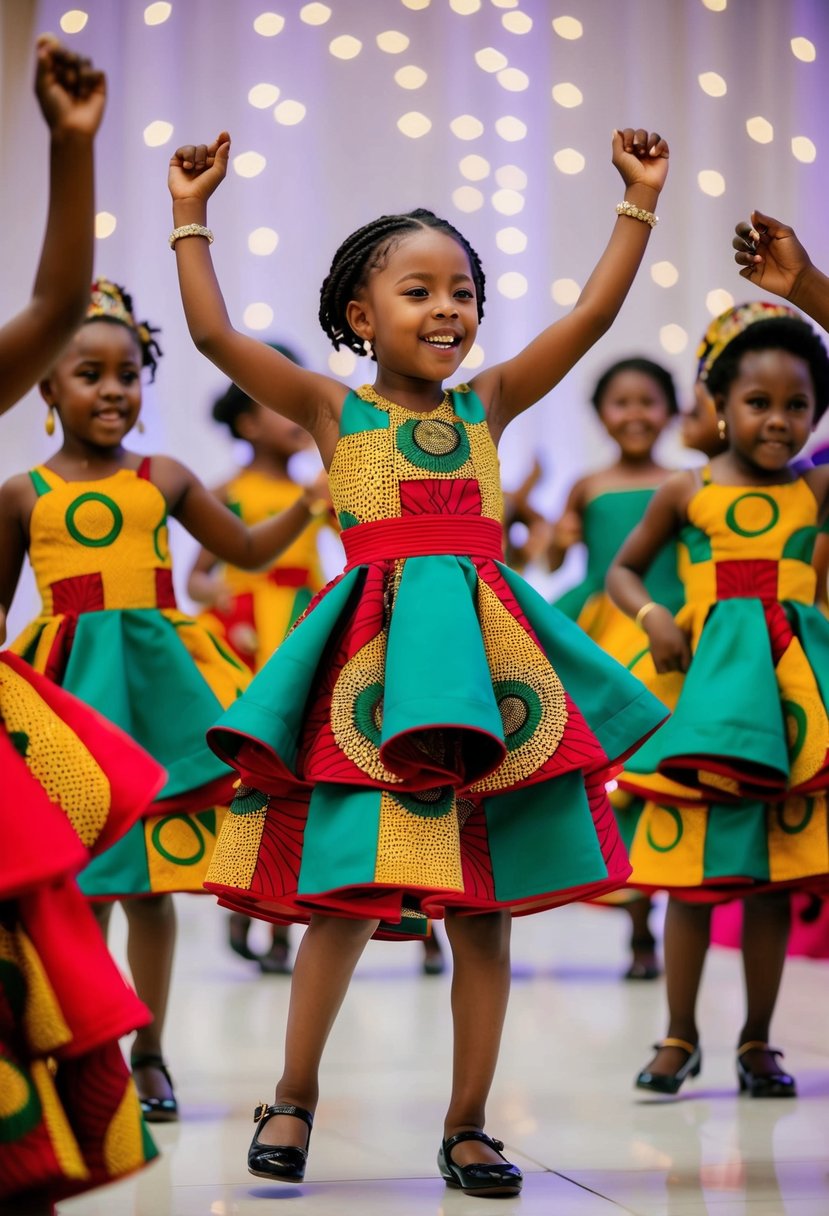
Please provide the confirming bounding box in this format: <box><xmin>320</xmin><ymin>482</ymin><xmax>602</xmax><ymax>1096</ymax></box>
<box><xmin>696</xmin><ymin>300</ymin><xmax>799</xmax><ymax>384</ymax></box>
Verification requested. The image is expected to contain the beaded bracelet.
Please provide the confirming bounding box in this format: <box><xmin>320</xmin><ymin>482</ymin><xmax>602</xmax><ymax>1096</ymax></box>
<box><xmin>169</xmin><ymin>223</ymin><xmax>214</xmax><ymax>249</ymax></box>
<box><xmin>616</xmin><ymin>201</ymin><xmax>658</xmax><ymax>229</ymax></box>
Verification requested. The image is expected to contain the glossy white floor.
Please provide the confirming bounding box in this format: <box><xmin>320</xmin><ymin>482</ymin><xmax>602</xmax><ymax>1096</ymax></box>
<box><xmin>59</xmin><ymin>897</ymin><xmax>829</xmax><ymax>1216</ymax></box>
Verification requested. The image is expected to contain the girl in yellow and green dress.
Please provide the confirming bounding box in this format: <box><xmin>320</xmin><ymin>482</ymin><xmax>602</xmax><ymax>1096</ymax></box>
<box><xmin>0</xmin><ymin>280</ymin><xmax>329</xmax><ymax>1126</ymax></box>
<box><xmin>607</xmin><ymin>301</ymin><xmax>829</xmax><ymax>1099</ymax></box>
<box><xmin>547</xmin><ymin>357</ymin><xmax>683</xmax><ymax>980</ymax></box>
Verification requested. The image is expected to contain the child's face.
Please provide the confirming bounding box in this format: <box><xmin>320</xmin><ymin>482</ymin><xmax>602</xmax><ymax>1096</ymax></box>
<box><xmin>351</xmin><ymin>228</ymin><xmax>478</xmax><ymax>381</ymax></box>
<box><xmin>720</xmin><ymin>348</ymin><xmax>815</xmax><ymax>471</ymax></box>
<box><xmin>239</xmin><ymin>402</ymin><xmax>311</xmax><ymax>458</ymax></box>
<box><xmin>42</xmin><ymin>321</ymin><xmax>142</xmax><ymax>446</ymax></box>
<box><xmin>596</xmin><ymin>370</ymin><xmax>671</xmax><ymax>458</ymax></box>
<box><xmin>681</xmin><ymin>381</ymin><xmax>726</xmax><ymax>458</ymax></box>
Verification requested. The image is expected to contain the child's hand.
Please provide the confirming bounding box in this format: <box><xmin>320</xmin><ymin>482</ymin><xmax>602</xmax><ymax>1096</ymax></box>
<box><xmin>732</xmin><ymin>210</ymin><xmax>812</xmax><ymax>300</ymax></box>
<box><xmin>611</xmin><ymin>128</ymin><xmax>669</xmax><ymax>195</ymax></box>
<box><xmin>34</xmin><ymin>33</ymin><xmax>106</xmax><ymax>137</ymax></box>
<box><xmin>168</xmin><ymin>132</ymin><xmax>231</xmax><ymax>204</ymax></box>
<box><xmin>551</xmin><ymin>510</ymin><xmax>582</xmax><ymax>552</ymax></box>
<box><xmin>643</xmin><ymin>606</ymin><xmax>691</xmax><ymax>673</ymax></box>
<box><xmin>301</xmin><ymin>469</ymin><xmax>331</xmax><ymax>511</ymax></box>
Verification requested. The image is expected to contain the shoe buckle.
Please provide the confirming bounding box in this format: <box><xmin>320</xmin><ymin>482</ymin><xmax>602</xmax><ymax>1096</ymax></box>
<box><xmin>253</xmin><ymin>1101</ymin><xmax>269</xmax><ymax>1123</ymax></box>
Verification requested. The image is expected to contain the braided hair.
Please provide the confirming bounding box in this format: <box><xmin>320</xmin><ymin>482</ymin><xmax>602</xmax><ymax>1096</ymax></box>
<box><xmin>319</xmin><ymin>209</ymin><xmax>486</xmax><ymax>356</ymax></box>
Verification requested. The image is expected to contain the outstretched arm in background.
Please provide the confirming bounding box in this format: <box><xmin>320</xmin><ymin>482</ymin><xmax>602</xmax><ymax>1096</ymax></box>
<box><xmin>473</xmin><ymin>128</ymin><xmax>670</xmax><ymax>439</ymax></box>
<box><xmin>733</xmin><ymin>210</ymin><xmax>829</xmax><ymax>332</ymax></box>
<box><xmin>0</xmin><ymin>35</ymin><xmax>106</xmax><ymax>414</ymax></box>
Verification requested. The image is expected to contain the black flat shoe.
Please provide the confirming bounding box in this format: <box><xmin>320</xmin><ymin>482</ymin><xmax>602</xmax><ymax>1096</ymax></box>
<box><xmin>131</xmin><ymin>1053</ymin><xmax>178</xmax><ymax>1123</ymax></box>
<box><xmin>228</xmin><ymin>912</ymin><xmax>259</xmax><ymax>961</ymax></box>
<box><xmin>737</xmin><ymin>1041</ymin><xmax>797</xmax><ymax>1098</ymax></box>
<box><xmin>438</xmin><ymin>1130</ymin><xmax>523</xmax><ymax>1197</ymax></box>
<box><xmin>635</xmin><ymin>1037</ymin><xmax>701</xmax><ymax>1095</ymax></box>
<box><xmin>248</xmin><ymin>1101</ymin><xmax>314</xmax><ymax>1182</ymax></box>
<box><xmin>624</xmin><ymin>934</ymin><xmax>660</xmax><ymax>981</ymax></box>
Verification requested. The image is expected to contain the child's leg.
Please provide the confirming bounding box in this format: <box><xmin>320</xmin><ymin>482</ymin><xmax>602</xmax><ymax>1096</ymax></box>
<box><xmin>123</xmin><ymin>894</ymin><xmax>177</xmax><ymax>1100</ymax></box>
<box><xmin>257</xmin><ymin>913</ymin><xmax>379</xmax><ymax>1149</ymax></box>
<box><xmin>442</xmin><ymin>909</ymin><xmax>512</xmax><ymax>1167</ymax></box>
<box><xmin>739</xmin><ymin>890</ymin><xmax>791</xmax><ymax>1073</ymax></box>
<box><xmin>642</xmin><ymin>896</ymin><xmax>711</xmax><ymax>1075</ymax></box>
<box><xmin>624</xmin><ymin>895</ymin><xmax>659</xmax><ymax>979</ymax></box>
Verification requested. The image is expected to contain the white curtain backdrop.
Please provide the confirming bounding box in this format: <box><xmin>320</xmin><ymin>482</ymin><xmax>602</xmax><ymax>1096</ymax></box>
<box><xmin>1</xmin><ymin>0</ymin><xmax>827</xmax><ymax>634</ymax></box>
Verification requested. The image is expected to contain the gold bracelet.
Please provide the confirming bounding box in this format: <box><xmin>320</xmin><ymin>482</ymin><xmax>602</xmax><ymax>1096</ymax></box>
<box><xmin>634</xmin><ymin>601</ymin><xmax>658</xmax><ymax>629</ymax></box>
<box><xmin>303</xmin><ymin>497</ymin><xmax>330</xmax><ymax>519</ymax></box>
<box><xmin>169</xmin><ymin>223</ymin><xmax>214</xmax><ymax>249</ymax></box>
<box><xmin>616</xmin><ymin>201</ymin><xmax>658</xmax><ymax>229</ymax></box>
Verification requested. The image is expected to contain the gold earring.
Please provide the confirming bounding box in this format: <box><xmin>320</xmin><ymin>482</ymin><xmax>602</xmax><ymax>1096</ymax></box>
<box><xmin>717</xmin><ymin>418</ymin><xmax>727</xmax><ymax>440</ymax></box>
<box><xmin>136</xmin><ymin>417</ymin><xmax>145</xmax><ymax>434</ymax></box>
<box><xmin>363</xmin><ymin>337</ymin><xmax>373</xmax><ymax>356</ymax></box>
<box><xmin>45</xmin><ymin>405</ymin><xmax>56</xmax><ymax>436</ymax></box>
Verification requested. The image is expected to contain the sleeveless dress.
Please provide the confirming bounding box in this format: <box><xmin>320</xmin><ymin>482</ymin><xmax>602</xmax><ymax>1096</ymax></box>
<box><xmin>617</xmin><ymin>469</ymin><xmax>829</xmax><ymax>898</ymax></box>
<box><xmin>197</xmin><ymin>469</ymin><xmax>326</xmax><ymax>672</ymax></box>
<box><xmin>10</xmin><ymin>459</ymin><xmax>250</xmax><ymax>898</ymax></box>
<box><xmin>204</xmin><ymin>385</ymin><xmax>667</xmax><ymax>935</ymax></box>
<box><xmin>0</xmin><ymin>652</ymin><xmax>164</xmax><ymax>1204</ymax></box>
<box><xmin>554</xmin><ymin>487</ymin><xmax>684</xmax><ymax>668</ymax></box>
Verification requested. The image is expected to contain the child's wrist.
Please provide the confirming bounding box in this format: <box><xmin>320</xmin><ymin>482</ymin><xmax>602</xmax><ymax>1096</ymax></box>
<box><xmin>623</xmin><ymin>182</ymin><xmax>660</xmax><ymax>210</ymax></box>
<box><xmin>172</xmin><ymin>198</ymin><xmax>209</xmax><ymax>225</ymax></box>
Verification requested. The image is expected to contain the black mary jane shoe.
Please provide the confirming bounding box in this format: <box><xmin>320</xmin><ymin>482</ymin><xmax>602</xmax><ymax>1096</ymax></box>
<box><xmin>438</xmin><ymin>1130</ymin><xmax>523</xmax><ymax>1198</ymax></box>
<box><xmin>248</xmin><ymin>1101</ymin><xmax>314</xmax><ymax>1182</ymax></box>
<box><xmin>131</xmin><ymin>1053</ymin><xmax>178</xmax><ymax>1123</ymax></box>
<box><xmin>736</xmin><ymin>1041</ymin><xmax>797</xmax><ymax>1098</ymax></box>
<box><xmin>635</xmin><ymin>1037</ymin><xmax>702</xmax><ymax>1096</ymax></box>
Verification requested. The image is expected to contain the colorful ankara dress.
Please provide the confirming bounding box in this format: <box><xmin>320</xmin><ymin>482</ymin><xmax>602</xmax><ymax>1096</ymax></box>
<box><xmin>11</xmin><ymin>459</ymin><xmax>250</xmax><ymax>898</ymax></box>
<box><xmin>617</xmin><ymin>468</ymin><xmax>829</xmax><ymax>899</ymax></box>
<box><xmin>204</xmin><ymin>385</ymin><xmax>667</xmax><ymax>935</ymax></box>
<box><xmin>197</xmin><ymin>469</ymin><xmax>326</xmax><ymax>673</ymax></box>
<box><xmin>0</xmin><ymin>652</ymin><xmax>164</xmax><ymax>1204</ymax></box>
<box><xmin>554</xmin><ymin>487</ymin><xmax>684</xmax><ymax>668</ymax></box>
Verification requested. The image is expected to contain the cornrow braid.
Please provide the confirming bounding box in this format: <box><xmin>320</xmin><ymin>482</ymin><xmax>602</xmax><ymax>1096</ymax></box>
<box><xmin>319</xmin><ymin>208</ymin><xmax>486</xmax><ymax>356</ymax></box>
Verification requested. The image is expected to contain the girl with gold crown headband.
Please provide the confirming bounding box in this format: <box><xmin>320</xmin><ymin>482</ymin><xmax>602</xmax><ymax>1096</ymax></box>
<box><xmin>607</xmin><ymin>303</ymin><xmax>829</xmax><ymax>1100</ymax></box>
<box><xmin>0</xmin><ymin>280</ymin><xmax>334</xmax><ymax>1128</ymax></box>
<box><xmin>0</xmin><ymin>38</ymin><xmax>169</xmax><ymax>1208</ymax></box>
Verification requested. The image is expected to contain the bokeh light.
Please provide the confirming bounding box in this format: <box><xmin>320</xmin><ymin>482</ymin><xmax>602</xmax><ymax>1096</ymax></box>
<box><xmin>491</xmin><ymin>188</ymin><xmax>524</xmax><ymax>215</ymax></box>
<box><xmin>248</xmin><ymin>83</ymin><xmax>280</xmax><ymax>109</ymax></box>
<box><xmin>554</xmin><ymin>148</ymin><xmax>585</xmax><ymax>174</ymax></box>
<box><xmin>746</xmin><ymin>116</ymin><xmax>773</xmax><ymax>144</ymax></box>
<box><xmin>475</xmin><ymin>47</ymin><xmax>508</xmax><ymax>72</ymax></box>
<box><xmin>498</xmin><ymin>272</ymin><xmax>528</xmax><ymax>299</ymax></box>
<box><xmin>496</xmin><ymin>116</ymin><xmax>527</xmax><ymax>142</ymax></box>
<box><xmin>144</xmin><ymin>2</ymin><xmax>171</xmax><ymax>25</ymax></box>
<box><xmin>502</xmin><ymin>11</ymin><xmax>532</xmax><ymax>34</ymax></box>
<box><xmin>551</xmin><ymin>279</ymin><xmax>580</xmax><ymax>306</ymax></box>
<box><xmin>253</xmin><ymin>12</ymin><xmax>285</xmax><ymax>36</ymax></box>
<box><xmin>95</xmin><ymin>211</ymin><xmax>116</xmax><ymax>239</ymax></box>
<box><xmin>395</xmin><ymin>65</ymin><xmax>428</xmax><ymax>89</ymax></box>
<box><xmin>452</xmin><ymin>186</ymin><xmax>484</xmax><ymax>212</ymax></box>
<box><xmin>497</xmin><ymin>68</ymin><xmax>529</xmax><ymax>92</ymax></box>
<box><xmin>698</xmin><ymin>71</ymin><xmax>727</xmax><ymax>97</ymax></box>
<box><xmin>702</xmin><ymin>0</ymin><xmax>727</xmax><ymax>10</ymax></box>
<box><xmin>706</xmin><ymin>288</ymin><xmax>734</xmax><ymax>315</ymax></box>
<box><xmin>398</xmin><ymin>112</ymin><xmax>432</xmax><ymax>138</ymax></box>
<box><xmin>496</xmin><ymin>227</ymin><xmax>527</xmax><ymax>254</ymax></box>
<box><xmin>792</xmin><ymin>136</ymin><xmax>817</xmax><ymax>163</ymax></box>
<box><xmin>461</xmin><ymin>342</ymin><xmax>485</xmax><ymax>370</ymax></box>
<box><xmin>450</xmin><ymin>0</ymin><xmax>481</xmax><ymax>12</ymax></box>
<box><xmin>377</xmin><ymin>30</ymin><xmax>409</xmax><ymax>53</ymax></box>
<box><xmin>402</xmin><ymin>0</ymin><xmax>430</xmax><ymax>9</ymax></box>
<box><xmin>243</xmin><ymin>303</ymin><xmax>274</xmax><ymax>330</ymax></box>
<box><xmin>248</xmin><ymin>227</ymin><xmax>279</xmax><ymax>255</ymax></box>
<box><xmin>329</xmin><ymin>35</ymin><xmax>362</xmax><ymax>59</ymax></box>
<box><xmin>650</xmin><ymin>261</ymin><xmax>679</xmax><ymax>288</ymax></box>
<box><xmin>791</xmin><ymin>37</ymin><xmax>816</xmax><ymax>62</ymax></box>
<box><xmin>698</xmin><ymin>169</ymin><xmax>726</xmax><ymax>196</ymax></box>
<box><xmin>328</xmin><ymin>349</ymin><xmax>357</xmax><ymax>376</ymax></box>
<box><xmin>143</xmin><ymin>120</ymin><xmax>173</xmax><ymax>147</ymax></box>
<box><xmin>451</xmin><ymin>115</ymin><xmax>484</xmax><ymax>140</ymax></box>
<box><xmin>233</xmin><ymin>151</ymin><xmax>267</xmax><ymax>178</ymax></box>
<box><xmin>274</xmin><ymin>101</ymin><xmax>307</xmax><ymax>125</ymax></box>
<box><xmin>300</xmin><ymin>3</ymin><xmax>331</xmax><ymax>24</ymax></box>
<box><xmin>496</xmin><ymin>165</ymin><xmax>527</xmax><ymax>189</ymax></box>
<box><xmin>60</xmin><ymin>10</ymin><xmax>88</xmax><ymax>33</ymax></box>
<box><xmin>459</xmin><ymin>155</ymin><xmax>490</xmax><ymax>181</ymax></box>
<box><xmin>552</xmin><ymin>15</ymin><xmax>582</xmax><ymax>39</ymax></box>
<box><xmin>552</xmin><ymin>82</ymin><xmax>583</xmax><ymax>108</ymax></box>
<box><xmin>660</xmin><ymin>323</ymin><xmax>688</xmax><ymax>354</ymax></box>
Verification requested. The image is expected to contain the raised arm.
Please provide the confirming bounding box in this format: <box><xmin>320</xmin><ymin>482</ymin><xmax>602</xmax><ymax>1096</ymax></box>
<box><xmin>0</xmin><ymin>36</ymin><xmax>106</xmax><ymax>414</ymax></box>
<box><xmin>473</xmin><ymin>128</ymin><xmax>669</xmax><ymax>436</ymax></box>
<box><xmin>733</xmin><ymin>210</ymin><xmax>829</xmax><ymax>332</ymax></box>
<box><xmin>606</xmin><ymin>473</ymin><xmax>692</xmax><ymax>673</ymax></box>
<box><xmin>0</xmin><ymin>476</ymin><xmax>34</xmax><ymax>643</ymax></box>
<box><xmin>168</xmin><ymin>133</ymin><xmax>345</xmax><ymax>459</ymax></box>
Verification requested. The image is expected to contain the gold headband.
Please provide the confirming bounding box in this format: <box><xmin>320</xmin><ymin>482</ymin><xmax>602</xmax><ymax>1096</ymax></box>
<box><xmin>86</xmin><ymin>278</ymin><xmax>153</xmax><ymax>349</ymax></box>
<box><xmin>696</xmin><ymin>300</ymin><xmax>800</xmax><ymax>383</ymax></box>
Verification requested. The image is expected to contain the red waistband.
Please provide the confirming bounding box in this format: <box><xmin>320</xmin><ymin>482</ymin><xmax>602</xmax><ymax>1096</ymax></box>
<box><xmin>341</xmin><ymin>516</ymin><xmax>504</xmax><ymax>569</ymax></box>
<box><xmin>267</xmin><ymin>566</ymin><xmax>312</xmax><ymax>588</ymax></box>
